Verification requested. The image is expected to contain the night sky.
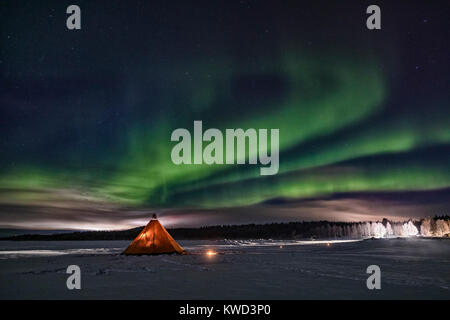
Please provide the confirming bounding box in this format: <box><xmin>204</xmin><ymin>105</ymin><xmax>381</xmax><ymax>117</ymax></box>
<box><xmin>1</xmin><ymin>0</ymin><xmax>449</xmax><ymax>230</ymax></box>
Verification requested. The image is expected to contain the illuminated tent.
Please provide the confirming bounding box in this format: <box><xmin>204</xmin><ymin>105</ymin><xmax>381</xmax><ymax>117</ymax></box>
<box><xmin>122</xmin><ymin>214</ymin><xmax>186</xmax><ymax>255</ymax></box>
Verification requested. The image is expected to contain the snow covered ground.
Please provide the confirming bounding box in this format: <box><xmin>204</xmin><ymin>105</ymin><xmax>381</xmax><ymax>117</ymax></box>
<box><xmin>0</xmin><ymin>238</ymin><xmax>448</xmax><ymax>299</ymax></box>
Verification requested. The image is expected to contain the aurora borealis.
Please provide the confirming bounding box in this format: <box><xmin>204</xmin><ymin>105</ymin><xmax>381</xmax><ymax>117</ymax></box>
<box><xmin>0</xmin><ymin>1</ymin><xmax>449</xmax><ymax>230</ymax></box>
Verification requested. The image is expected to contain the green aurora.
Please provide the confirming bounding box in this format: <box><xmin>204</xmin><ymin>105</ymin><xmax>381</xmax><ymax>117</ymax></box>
<box><xmin>1</xmin><ymin>1</ymin><xmax>449</xmax><ymax>228</ymax></box>
<box><xmin>2</xmin><ymin>53</ymin><xmax>449</xmax><ymax>210</ymax></box>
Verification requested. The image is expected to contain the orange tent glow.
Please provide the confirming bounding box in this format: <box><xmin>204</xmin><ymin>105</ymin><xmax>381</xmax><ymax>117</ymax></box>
<box><xmin>122</xmin><ymin>215</ymin><xmax>186</xmax><ymax>255</ymax></box>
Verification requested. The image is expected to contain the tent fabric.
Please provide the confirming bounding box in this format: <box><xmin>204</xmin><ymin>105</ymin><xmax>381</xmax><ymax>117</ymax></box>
<box><xmin>122</xmin><ymin>219</ymin><xmax>186</xmax><ymax>255</ymax></box>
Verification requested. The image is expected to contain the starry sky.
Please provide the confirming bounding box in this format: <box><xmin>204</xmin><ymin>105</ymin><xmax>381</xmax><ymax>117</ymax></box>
<box><xmin>0</xmin><ymin>0</ymin><xmax>449</xmax><ymax>230</ymax></box>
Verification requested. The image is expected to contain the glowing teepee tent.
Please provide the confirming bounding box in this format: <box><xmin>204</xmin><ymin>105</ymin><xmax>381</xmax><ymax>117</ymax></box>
<box><xmin>122</xmin><ymin>214</ymin><xmax>186</xmax><ymax>255</ymax></box>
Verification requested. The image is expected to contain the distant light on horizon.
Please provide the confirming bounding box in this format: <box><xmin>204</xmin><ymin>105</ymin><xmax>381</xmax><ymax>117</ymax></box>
<box><xmin>206</xmin><ymin>250</ymin><xmax>217</xmax><ymax>257</ymax></box>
